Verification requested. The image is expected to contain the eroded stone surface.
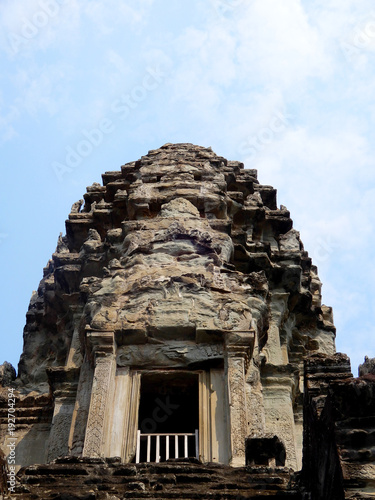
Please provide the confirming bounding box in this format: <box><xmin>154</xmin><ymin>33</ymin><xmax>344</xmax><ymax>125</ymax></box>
<box><xmin>9</xmin><ymin>458</ymin><xmax>304</xmax><ymax>499</ymax></box>
<box><xmin>303</xmin><ymin>353</ymin><xmax>375</xmax><ymax>499</ymax></box>
<box><xmin>359</xmin><ymin>356</ymin><xmax>375</xmax><ymax>377</ymax></box>
<box><xmin>0</xmin><ymin>362</ymin><xmax>15</xmax><ymax>387</ymax></box>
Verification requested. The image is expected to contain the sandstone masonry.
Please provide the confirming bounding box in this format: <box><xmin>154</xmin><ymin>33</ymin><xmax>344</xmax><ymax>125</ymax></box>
<box><xmin>0</xmin><ymin>144</ymin><xmax>373</xmax><ymax>499</ymax></box>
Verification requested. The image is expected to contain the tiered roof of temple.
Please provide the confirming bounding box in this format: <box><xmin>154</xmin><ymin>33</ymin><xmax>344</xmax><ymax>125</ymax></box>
<box><xmin>0</xmin><ymin>144</ymin><xmax>374</xmax><ymax>499</ymax></box>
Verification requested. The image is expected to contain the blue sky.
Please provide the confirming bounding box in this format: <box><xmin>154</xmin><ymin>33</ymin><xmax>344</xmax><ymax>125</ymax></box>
<box><xmin>1</xmin><ymin>0</ymin><xmax>374</xmax><ymax>375</ymax></box>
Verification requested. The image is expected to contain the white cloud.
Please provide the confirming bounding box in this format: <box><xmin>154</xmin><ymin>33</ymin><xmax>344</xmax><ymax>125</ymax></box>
<box><xmin>0</xmin><ymin>88</ymin><xmax>20</xmax><ymax>143</ymax></box>
<box><xmin>82</xmin><ymin>0</ymin><xmax>155</xmax><ymax>35</ymax></box>
<box><xmin>12</xmin><ymin>62</ymin><xmax>73</xmax><ymax>118</ymax></box>
<box><xmin>0</xmin><ymin>0</ymin><xmax>155</xmax><ymax>58</ymax></box>
<box><xmin>233</xmin><ymin>0</ymin><xmax>333</xmax><ymax>87</ymax></box>
<box><xmin>0</xmin><ymin>0</ymin><xmax>80</xmax><ymax>56</ymax></box>
<box><xmin>0</xmin><ymin>105</ymin><xmax>19</xmax><ymax>143</ymax></box>
<box><xmin>250</xmin><ymin>125</ymin><xmax>372</xmax><ymax>225</ymax></box>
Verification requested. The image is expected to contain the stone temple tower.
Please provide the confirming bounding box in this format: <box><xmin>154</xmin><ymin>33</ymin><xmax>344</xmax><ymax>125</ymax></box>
<box><xmin>1</xmin><ymin>144</ymin><xmax>374</xmax><ymax>499</ymax></box>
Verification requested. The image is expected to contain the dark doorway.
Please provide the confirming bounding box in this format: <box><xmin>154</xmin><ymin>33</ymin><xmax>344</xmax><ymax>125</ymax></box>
<box><xmin>137</xmin><ymin>371</ymin><xmax>199</xmax><ymax>462</ymax></box>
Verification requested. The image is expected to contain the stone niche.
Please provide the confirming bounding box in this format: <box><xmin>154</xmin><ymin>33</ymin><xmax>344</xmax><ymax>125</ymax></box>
<box><xmin>1</xmin><ymin>144</ymin><xmax>337</xmax><ymax>475</ymax></box>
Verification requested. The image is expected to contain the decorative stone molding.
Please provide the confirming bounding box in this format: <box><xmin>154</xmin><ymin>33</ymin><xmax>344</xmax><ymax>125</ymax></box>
<box><xmin>86</xmin><ymin>330</ymin><xmax>115</xmax><ymax>362</ymax></box>
<box><xmin>68</xmin><ymin>358</ymin><xmax>94</xmax><ymax>456</ymax></box>
<box><xmin>225</xmin><ymin>330</ymin><xmax>255</xmax><ymax>466</ymax></box>
<box><xmin>225</xmin><ymin>331</ymin><xmax>255</xmax><ymax>371</ymax></box>
<box><xmin>82</xmin><ymin>331</ymin><xmax>116</xmax><ymax>458</ymax></box>
<box><xmin>46</xmin><ymin>367</ymin><xmax>80</xmax><ymax>462</ymax></box>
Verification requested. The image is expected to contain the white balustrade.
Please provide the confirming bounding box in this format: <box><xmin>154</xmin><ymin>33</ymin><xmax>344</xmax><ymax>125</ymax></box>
<box><xmin>135</xmin><ymin>431</ymin><xmax>199</xmax><ymax>463</ymax></box>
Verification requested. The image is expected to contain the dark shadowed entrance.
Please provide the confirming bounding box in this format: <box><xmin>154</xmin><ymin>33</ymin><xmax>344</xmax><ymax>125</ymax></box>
<box><xmin>137</xmin><ymin>371</ymin><xmax>199</xmax><ymax>462</ymax></box>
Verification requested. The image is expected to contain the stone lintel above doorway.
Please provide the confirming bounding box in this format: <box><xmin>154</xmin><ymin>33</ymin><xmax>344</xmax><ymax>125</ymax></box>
<box><xmin>117</xmin><ymin>341</ymin><xmax>224</xmax><ymax>369</ymax></box>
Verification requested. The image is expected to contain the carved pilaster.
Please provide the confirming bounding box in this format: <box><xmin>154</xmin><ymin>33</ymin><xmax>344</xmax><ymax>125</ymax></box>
<box><xmin>225</xmin><ymin>331</ymin><xmax>254</xmax><ymax>467</ymax></box>
<box><xmin>82</xmin><ymin>331</ymin><xmax>115</xmax><ymax>458</ymax></box>
<box><xmin>68</xmin><ymin>357</ymin><xmax>94</xmax><ymax>456</ymax></box>
<box><xmin>46</xmin><ymin>367</ymin><xmax>80</xmax><ymax>462</ymax></box>
<box><xmin>261</xmin><ymin>364</ymin><xmax>299</xmax><ymax>470</ymax></box>
<box><xmin>66</xmin><ymin>310</ymin><xmax>84</xmax><ymax>368</ymax></box>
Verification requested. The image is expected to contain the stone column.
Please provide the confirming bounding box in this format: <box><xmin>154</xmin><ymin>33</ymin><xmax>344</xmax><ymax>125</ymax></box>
<box><xmin>225</xmin><ymin>331</ymin><xmax>254</xmax><ymax>467</ymax></box>
<box><xmin>262</xmin><ymin>365</ymin><xmax>299</xmax><ymax>470</ymax></box>
<box><xmin>82</xmin><ymin>331</ymin><xmax>116</xmax><ymax>458</ymax></box>
<box><xmin>47</xmin><ymin>367</ymin><xmax>80</xmax><ymax>462</ymax></box>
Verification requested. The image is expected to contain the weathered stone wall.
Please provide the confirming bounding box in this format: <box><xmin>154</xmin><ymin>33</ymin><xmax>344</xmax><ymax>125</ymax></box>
<box><xmin>0</xmin><ymin>390</ymin><xmax>53</xmax><ymax>475</ymax></box>
<box><xmin>7</xmin><ymin>458</ymin><xmax>305</xmax><ymax>499</ymax></box>
<box><xmin>303</xmin><ymin>353</ymin><xmax>375</xmax><ymax>499</ymax></box>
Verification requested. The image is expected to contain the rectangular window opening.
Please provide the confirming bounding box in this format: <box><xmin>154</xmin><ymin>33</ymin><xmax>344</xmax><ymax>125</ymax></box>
<box><xmin>135</xmin><ymin>371</ymin><xmax>199</xmax><ymax>463</ymax></box>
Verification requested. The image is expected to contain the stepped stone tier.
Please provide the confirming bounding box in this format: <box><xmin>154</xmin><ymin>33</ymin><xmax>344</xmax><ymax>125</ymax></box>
<box><xmin>0</xmin><ymin>143</ymin><xmax>374</xmax><ymax>499</ymax></box>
